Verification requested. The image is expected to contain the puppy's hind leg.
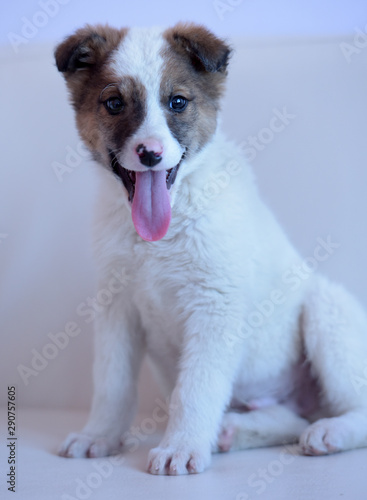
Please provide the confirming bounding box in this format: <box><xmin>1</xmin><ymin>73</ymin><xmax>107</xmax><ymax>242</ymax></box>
<box><xmin>216</xmin><ymin>405</ymin><xmax>309</xmax><ymax>452</ymax></box>
<box><xmin>300</xmin><ymin>276</ymin><xmax>367</xmax><ymax>455</ymax></box>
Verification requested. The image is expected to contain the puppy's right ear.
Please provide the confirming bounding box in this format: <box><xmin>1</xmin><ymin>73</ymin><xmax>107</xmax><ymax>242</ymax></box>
<box><xmin>55</xmin><ymin>24</ymin><xmax>125</xmax><ymax>74</ymax></box>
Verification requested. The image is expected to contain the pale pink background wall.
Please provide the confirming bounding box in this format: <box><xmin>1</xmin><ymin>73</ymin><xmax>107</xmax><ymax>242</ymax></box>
<box><xmin>1</xmin><ymin>0</ymin><xmax>366</xmax><ymax>411</ymax></box>
<box><xmin>1</xmin><ymin>0</ymin><xmax>365</xmax><ymax>43</ymax></box>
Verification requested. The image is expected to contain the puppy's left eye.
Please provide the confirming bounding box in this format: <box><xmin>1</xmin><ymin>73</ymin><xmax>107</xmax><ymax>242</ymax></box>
<box><xmin>169</xmin><ymin>96</ymin><xmax>188</xmax><ymax>112</ymax></box>
<box><xmin>104</xmin><ymin>97</ymin><xmax>124</xmax><ymax>114</ymax></box>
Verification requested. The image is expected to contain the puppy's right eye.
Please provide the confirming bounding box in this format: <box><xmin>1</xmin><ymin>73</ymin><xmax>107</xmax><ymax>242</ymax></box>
<box><xmin>104</xmin><ymin>97</ymin><xmax>124</xmax><ymax>115</ymax></box>
<box><xmin>169</xmin><ymin>95</ymin><xmax>188</xmax><ymax>113</ymax></box>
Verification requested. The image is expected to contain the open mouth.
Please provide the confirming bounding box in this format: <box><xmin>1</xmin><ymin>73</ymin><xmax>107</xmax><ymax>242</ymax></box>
<box><xmin>108</xmin><ymin>149</ymin><xmax>186</xmax><ymax>203</ymax></box>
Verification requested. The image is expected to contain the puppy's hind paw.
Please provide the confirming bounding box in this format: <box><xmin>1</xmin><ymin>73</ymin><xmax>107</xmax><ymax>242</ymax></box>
<box><xmin>300</xmin><ymin>419</ymin><xmax>345</xmax><ymax>456</ymax></box>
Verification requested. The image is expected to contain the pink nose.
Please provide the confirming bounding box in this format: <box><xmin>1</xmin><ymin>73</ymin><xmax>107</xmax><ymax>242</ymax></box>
<box><xmin>136</xmin><ymin>139</ymin><xmax>163</xmax><ymax>156</ymax></box>
<box><xmin>136</xmin><ymin>139</ymin><xmax>163</xmax><ymax>168</ymax></box>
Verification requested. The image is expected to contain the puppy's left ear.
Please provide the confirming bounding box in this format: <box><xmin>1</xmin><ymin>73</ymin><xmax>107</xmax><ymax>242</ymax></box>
<box><xmin>165</xmin><ymin>23</ymin><xmax>232</xmax><ymax>73</ymax></box>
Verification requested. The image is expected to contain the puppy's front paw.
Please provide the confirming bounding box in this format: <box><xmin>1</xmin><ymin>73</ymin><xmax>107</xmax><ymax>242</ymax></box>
<box><xmin>147</xmin><ymin>444</ymin><xmax>211</xmax><ymax>475</ymax></box>
<box><xmin>58</xmin><ymin>432</ymin><xmax>123</xmax><ymax>458</ymax></box>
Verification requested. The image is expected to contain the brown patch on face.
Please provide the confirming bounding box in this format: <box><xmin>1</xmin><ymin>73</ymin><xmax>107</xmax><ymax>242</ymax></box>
<box><xmin>74</xmin><ymin>74</ymin><xmax>147</xmax><ymax>166</ymax></box>
<box><xmin>55</xmin><ymin>24</ymin><xmax>127</xmax><ymax>104</ymax></box>
<box><xmin>55</xmin><ymin>25</ymin><xmax>147</xmax><ymax>165</ymax></box>
<box><xmin>161</xmin><ymin>23</ymin><xmax>231</xmax><ymax>156</ymax></box>
<box><xmin>96</xmin><ymin>77</ymin><xmax>147</xmax><ymax>152</ymax></box>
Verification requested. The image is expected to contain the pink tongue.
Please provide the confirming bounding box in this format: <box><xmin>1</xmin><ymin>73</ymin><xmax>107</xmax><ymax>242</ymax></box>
<box><xmin>131</xmin><ymin>170</ymin><xmax>171</xmax><ymax>241</ymax></box>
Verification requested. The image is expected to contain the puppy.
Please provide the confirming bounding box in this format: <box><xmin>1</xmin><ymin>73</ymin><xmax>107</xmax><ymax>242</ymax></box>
<box><xmin>55</xmin><ymin>23</ymin><xmax>367</xmax><ymax>475</ymax></box>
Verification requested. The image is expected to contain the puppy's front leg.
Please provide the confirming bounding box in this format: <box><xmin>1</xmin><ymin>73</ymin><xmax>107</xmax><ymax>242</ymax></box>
<box><xmin>59</xmin><ymin>303</ymin><xmax>145</xmax><ymax>458</ymax></box>
<box><xmin>148</xmin><ymin>310</ymin><xmax>243</xmax><ymax>475</ymax></box>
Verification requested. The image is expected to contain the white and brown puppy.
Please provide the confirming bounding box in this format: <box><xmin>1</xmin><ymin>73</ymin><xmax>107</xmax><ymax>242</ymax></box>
<box><xmin>55</xmin><ymin>23</ymin><xmax>367</xmax><ymax>475</ymax></box>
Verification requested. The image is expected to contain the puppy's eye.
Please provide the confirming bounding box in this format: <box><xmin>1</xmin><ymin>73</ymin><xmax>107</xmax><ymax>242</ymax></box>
<box><xmin>104</xmin><ymin>97</ymin><xmax>124</xmax><ymax>114</ymax></box>
<box><xmin>169</xmin><ymin>96</ymin><xmax>188</xmax><ymax>112</ymax></box>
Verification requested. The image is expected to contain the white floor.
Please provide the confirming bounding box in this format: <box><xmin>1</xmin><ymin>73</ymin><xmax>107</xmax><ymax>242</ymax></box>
<box><xmin>1</xmin><ymin>409</ymin><xmax>366</xmax><ymax>500</ymax></box>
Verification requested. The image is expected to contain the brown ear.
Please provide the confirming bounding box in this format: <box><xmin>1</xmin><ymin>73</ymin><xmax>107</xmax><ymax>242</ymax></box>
<box><xmin>55</xmin><ymin>24</ymin><xmax>125</xmax><ymax>73</ymax></box>
<box><xmin>165</xmin><ymin>23</ymin><xmax>232</xmax><ymax>73</ymax></box>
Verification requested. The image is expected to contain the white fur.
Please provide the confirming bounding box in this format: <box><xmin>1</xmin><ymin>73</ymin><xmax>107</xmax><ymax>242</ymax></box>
<box><xmin>59</xmin><ymin>28</ymin><xmax>367</xmax><ymax>475</ymax></box>
<box><xmin>111</xmin><ymin>28</ymin><xmax>184</xmax><ymax>176</ymax></box>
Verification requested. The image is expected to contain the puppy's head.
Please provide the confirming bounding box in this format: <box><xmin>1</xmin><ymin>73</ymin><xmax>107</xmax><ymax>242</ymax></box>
<box><xmin>55</xmin><ymin>23</ymin><xmax>231</xmax><ymax>241</ymax></box>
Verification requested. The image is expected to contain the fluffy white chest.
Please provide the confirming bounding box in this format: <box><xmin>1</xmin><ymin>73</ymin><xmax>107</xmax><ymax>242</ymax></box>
<box><xmin>128</xmin><ymin>229</ymin><xmax>305</xmax><ymax>405</ymax></box>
